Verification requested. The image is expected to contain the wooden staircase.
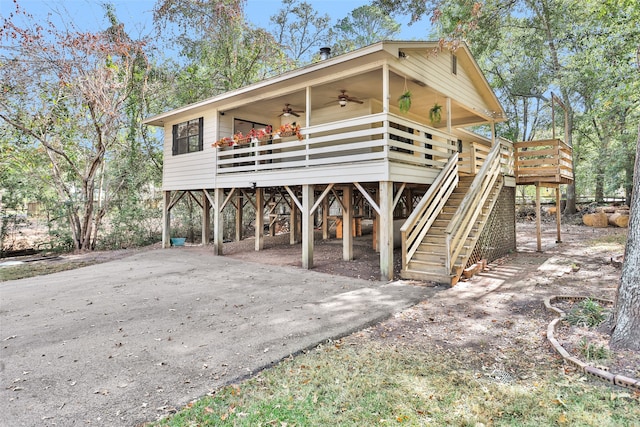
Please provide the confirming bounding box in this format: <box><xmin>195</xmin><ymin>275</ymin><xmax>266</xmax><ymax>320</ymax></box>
<box><xmin>401</xmin><ymin>176</ymin><xmax>473</xmax><ymax>283</ymax></box>
<box><xmin>400</xmin><ymin>142</ymin><xmax>506</xmax><ymax>286</ymax></box>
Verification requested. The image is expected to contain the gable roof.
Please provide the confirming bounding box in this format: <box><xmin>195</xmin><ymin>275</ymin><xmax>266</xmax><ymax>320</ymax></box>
<box><xmin>144</xmin><ymin>40</ymin><xmax>504</xmax><ymax>127</ymax></box>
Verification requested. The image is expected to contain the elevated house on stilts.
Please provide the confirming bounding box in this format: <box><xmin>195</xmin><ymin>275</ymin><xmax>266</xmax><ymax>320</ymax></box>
<box><xmin>144</xmin><ymin>41</ymin><xmax>572</xmax><ymax>285</ymax></box>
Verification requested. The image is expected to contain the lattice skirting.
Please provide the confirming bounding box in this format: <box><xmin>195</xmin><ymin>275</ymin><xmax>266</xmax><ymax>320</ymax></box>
<box><xmin>466</xmin><ymin>186</ymin><xmax>516</xmax><ymax>268</ymax></box>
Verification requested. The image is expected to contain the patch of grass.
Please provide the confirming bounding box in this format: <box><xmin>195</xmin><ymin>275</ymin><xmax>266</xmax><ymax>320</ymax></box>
<box><xmin>150</xmin><ymin>342</ymin><xmax>639</xmax><ymax>427</ymax></box>
<box><xmin>579</xmin><ymin>338</ymin><xmax>611</xmax><ymax>361</ymax></box>
<box><xmin>0</xmin><ymin>260</ymin><xmax>97</xmax><ymax>281</ymax></box>
<box><xmin>588</xmin><ymin>233</ymin><xmax>627</xmax><ymax>249</ymax></box>
<box><xmin>566</xmin><ymin>299</ymin><xmax>607</xmax><ymax>328</ymax></box>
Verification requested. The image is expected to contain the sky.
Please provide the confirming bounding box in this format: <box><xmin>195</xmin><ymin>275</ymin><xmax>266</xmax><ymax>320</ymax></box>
<box><xmin>1</xmin><ymin>0</ymin><xmax>433</xmax><ymax>42</ymax></box>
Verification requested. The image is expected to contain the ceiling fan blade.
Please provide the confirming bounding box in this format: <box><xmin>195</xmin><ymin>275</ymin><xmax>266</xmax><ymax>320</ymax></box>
<box><xmin>292</xmin><ymin>111</ymin><xmax>300</xmax><ymax>117</ymax></box>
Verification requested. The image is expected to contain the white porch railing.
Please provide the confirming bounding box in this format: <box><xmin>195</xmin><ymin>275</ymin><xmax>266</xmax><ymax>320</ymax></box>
<box><xmin>215</xmin><ymin>113</ymin><xmax>457</xmax><ymax>175</ymax></box>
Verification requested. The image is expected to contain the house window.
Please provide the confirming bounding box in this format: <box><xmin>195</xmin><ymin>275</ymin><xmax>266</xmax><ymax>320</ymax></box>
<box><xmin>172</xmin><ymin>117</ymin><xmax>203</xmax><ymax>155</ymax></box>
<box><xmin>452</xmin><ymin>54</ymin><xmax>458</xmax><ymax>75</ymax></box>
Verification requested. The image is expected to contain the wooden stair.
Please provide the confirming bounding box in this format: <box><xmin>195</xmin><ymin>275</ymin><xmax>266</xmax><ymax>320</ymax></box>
<box><xmin>402</xmin><ymin>175</ymin><xmax>503</xmax><ymax>285</ymax></box>
<box><xmin>401</xmin><ymin>176</ymin><xmax>473</xmax><ymax>284</ymax></box>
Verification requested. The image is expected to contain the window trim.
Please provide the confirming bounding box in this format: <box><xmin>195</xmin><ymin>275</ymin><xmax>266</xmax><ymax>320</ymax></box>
<box><xmin>172</xmin><ymin>117</ymin><xmax>203</xmax><ymax>155</ymax></box>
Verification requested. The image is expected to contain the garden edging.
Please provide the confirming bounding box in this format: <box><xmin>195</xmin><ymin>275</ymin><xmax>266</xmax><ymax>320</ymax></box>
<box><xmin>544</xmin><ymin>295</ymin><xmax>640</xmax><ymax>392</ymax></box>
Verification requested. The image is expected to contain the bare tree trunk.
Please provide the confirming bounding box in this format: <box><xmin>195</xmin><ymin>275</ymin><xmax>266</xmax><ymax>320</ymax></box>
<box><xmin>595</xmin><ymin>163</ymin><xmax>605</xmax><ymax>204</ymax></box>
<box><xmin>610</xmin><ymin>124</ymin><xmax>640</xmax><ymax>350</ymax></box>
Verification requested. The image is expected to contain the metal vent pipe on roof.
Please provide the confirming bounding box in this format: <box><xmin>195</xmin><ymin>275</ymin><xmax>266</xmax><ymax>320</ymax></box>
<box><xmin>319</xmin><ymin>47</ymin><xmax>331</xmax><ymax>60</ymax></box>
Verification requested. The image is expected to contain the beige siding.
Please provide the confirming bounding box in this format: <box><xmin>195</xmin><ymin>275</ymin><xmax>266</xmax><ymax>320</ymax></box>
<box><xmin>215</xmin><ymin>161</ymin><xmax>390</xmax><ymax>188</ymax></box>
<box><xmin>162</xmin><ymin>110</ymin><xmax>218</xmax><ymax>191</ymax></box>
<box><xmin>402</xmin><ymin>49</ymin><xmax>492</xmax><ymax>117</ymax></box>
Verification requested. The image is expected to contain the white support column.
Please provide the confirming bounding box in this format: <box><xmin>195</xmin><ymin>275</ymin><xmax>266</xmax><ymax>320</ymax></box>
<box><xmin>379</xmin><ymin>181</ymin><xmax>394</xmax><ymax>280</ymax></box>
<box><xmin>213</xmin><ymin>188</ymin><xmax>224</xmax><ymax>255</ymax></box>
<box><xmin>202</xmin><ymin>191</ymin><xmax>210</xmax><ymax>246</ymax></box>
<box><xmin>255</xmin><ymin>188</ymin><xmax>264</xmax><ymax>251</ymax></box>
<box><xmin>382</xmin><ymin>63</ymin><xmax>390</xmax><ymax>113</ymax></box>
<box><xmin>342</xmin><ymin>185</ymin><xmax>353</xmax><ymax>261</ymax></box>
<box><xmin>302</xmin><ymin>184</ymin><xmax>314</xmax><ymax>269</ymax></box>
<box><xmin>162</xmin><ymin>190</ymin><xmax>171</xmax><ymax>249</ymax></box>
<box><xmin>446</xmin><ymin>97</ymin><xmax>452</xmax><ymax>135</ymax></box>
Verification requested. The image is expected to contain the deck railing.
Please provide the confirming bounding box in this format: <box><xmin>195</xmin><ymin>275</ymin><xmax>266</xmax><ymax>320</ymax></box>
<box><xmin>445</xmin><ymin>141</ymin><xmax>503</xmax><ymax>274</ymax></box>
<box><xmin>458</xmin><ymin>139</ymin><xmax>514</xmax><ymax>176</ymax></box>
<box><xmin>458</xmin><ymin>142</ymin><xmax>490</xmax><ymax>175</ymax></box>
<box><xmin>499</xmin><ymin>138</ymin><xmax>514</xmax><ymax>176</ymax></box>
<box><xmin>400</xmin><ymin>152</ymin><xmax>459</xmax><ymax>272</ymax></box>
<box><xmin>513</xmin><ymin>139</ymin><xmax>573</xmax><ymax>184</ymax></box>
<box><xmin>215</xmin><ymin>113</ymin><xmax>457</xmax><ymax>175</ymax></box>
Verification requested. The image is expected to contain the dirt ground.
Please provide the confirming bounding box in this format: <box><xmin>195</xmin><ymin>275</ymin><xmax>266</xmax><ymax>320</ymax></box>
<box><xmin>2</xmin><ymin>219</ymin><xmax>638</xmax><ymax>410</ymax></box>
<box><xmin>75</xmin><ymin>219</ymin><xmax>636</xmax><ymax>384</ymax></box>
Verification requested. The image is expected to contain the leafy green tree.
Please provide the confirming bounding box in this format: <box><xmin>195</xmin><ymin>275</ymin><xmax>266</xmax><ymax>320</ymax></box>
<box><xmin>0</xmin><ymin>2</ymin><xmax>151</xmax><ymax>251</ymax></box>
<box><xmin>331</xmin><ymin>5</ymin><xmax>401</xmax><ymax>55</ymax></box>
<box><xmin>269</xmin><ymin>0</ymin><xmax>333</xmax><ymax>65</ymax></box>
<box><xmin>154</xmin><ymin>0</ymin><xmax>287</xmax><ymax>103</ymax></box>
<box><xmin>567</xmin><ymin>0</ymin><xmax>640</xmax><ymax>205</ymax></box>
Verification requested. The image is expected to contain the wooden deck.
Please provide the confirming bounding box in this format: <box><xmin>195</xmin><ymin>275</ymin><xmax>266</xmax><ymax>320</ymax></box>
<box><xmin>514</xmin><ymin>139</ymin><xmax>573</xmax><ymax>185</ymax></box>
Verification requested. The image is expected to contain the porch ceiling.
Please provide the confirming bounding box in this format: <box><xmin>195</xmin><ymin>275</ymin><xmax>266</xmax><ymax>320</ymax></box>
<box><xmin>229</xmin><ymin>69</ymin><xmax>489</xmax><ymax>129</ymax></box>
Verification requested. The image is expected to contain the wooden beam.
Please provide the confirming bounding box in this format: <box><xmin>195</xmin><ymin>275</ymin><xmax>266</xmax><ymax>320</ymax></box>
<box><xmin>284</xmin><ymin>185</ymin><xmax>303</xmax><ymax>211</ymax></box>
<box><xmin>392</xmin><ymin>183</ymin><xmax>406</xmax><ymax>211</ymax></box>
<box><xmin>202</xmin><ymin>190</ymin><xmax>215</xmax><ymax>208</ymax></box>
<box><xmin>241</xmin><ymin>189</ymin><xmax>257</xmax><ymax>210</ymax></box>
<box><xmin>187</xmin><ymin>190</ymin><xmax>203</xmax><ymax>209</ymax></box>
<box><xmin>302</xmin><ymin>184</ymin><xmax>314</xmax><ymax>269</ymax></box>
<box><xmin>343</xmin><ymin>185</ymin><xmax>353</xmax><ymax>261</ymax></box>
<box><xmin>379</xmin><ymin>181</ymin><xmax>394</xmax><ymax>280</ymax></box>
<box><xmin>236</xmin><ymin>191</ymin><xmax>243</xmax><ymax>241</ymax></box>
<box><xmin>202</xmin><ymin>190</ymin><xmax>210</xmax><ymax>246</ymax></box>
<box><xmin>213</xmin><ymin>188</ymin><xmax>224</xmax><ymax>255</ymax></box>
<box><xmin>162</xmin><ymin>191</ymin><xmax>171</xmax><ymax>249</ymax></box>
<box><xmin>255</xmin><ymin>188</ymin><xmax>264</xmax><ymax>251</ymax></box>
<box><xmin>311</xmin><ymin>183</ymin><xmax>334</xmax><ymax>215</ymax></box>
<box><xmin>556</xmin><ymin>186</ymin><xmax>562</xmax><ymax>243</ymax></box>
<box><xmin>322</xmin><ymin>196</ymin><xmax>329</xmax><ymax>240</ymax></box>
<box><xmin>354</xmin><ymin>182</ymin><xmax>380</xmax><ymax>215</ymax></box>
<box><xmin>290</xmin><ymin>196</ymin><xmax>299</xmax><ymax>245</ymax></box>
<box><xmin>220</xmin><ymin>187</ymin><xmax>236</xmax><ymax>211</ymax></box>
<box><xmin>536</xmin><ymin>184</ymin><xmax>542</xmax><ymax>252</ymax></box>
<box><xmin>168</xmin><ymin>190</ymin><xmax>186</xmax><ymax>211</ymax></box>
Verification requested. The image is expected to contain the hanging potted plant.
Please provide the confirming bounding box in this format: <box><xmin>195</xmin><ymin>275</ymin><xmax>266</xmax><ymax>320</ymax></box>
<box><xmin>429</xmin><ymin>103</ymin><xmax>442</xmax><ymax>125</ymax></box>
<box><xmin>398</xmin><ymin>90</ymin><xmax>412</xmax><ymax>113</ymax></box>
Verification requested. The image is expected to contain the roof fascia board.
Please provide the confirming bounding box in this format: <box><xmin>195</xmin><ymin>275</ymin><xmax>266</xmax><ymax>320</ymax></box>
<box><xmin>144</xmin><ymin>43</ymin><xmax>389</xmax><ymax>126</ymax></box>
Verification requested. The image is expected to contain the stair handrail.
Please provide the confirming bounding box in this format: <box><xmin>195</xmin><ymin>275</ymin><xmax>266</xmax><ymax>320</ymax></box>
<box><xmin>400</xmin><ymin>152</ymin><xmax>459</xmax><ymax>271</ymax></box>
<box><xmin>445</xmin><ymin>142</ymin><xmax>503</xmax><ymax>273</ymax></box>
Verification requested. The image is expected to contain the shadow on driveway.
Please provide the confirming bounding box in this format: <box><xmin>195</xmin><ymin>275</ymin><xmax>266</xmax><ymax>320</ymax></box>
<box><xmin>1</xmin><ymin>248</ymin><xmax>438</xmax><ymax>426</ymax></box>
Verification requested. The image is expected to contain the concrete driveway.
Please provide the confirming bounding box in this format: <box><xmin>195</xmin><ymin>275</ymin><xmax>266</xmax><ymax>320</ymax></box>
<box><xmin>0</xmin><ymin>248</ymin><xmax>435</xmax><ymax>426</ymax></box>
